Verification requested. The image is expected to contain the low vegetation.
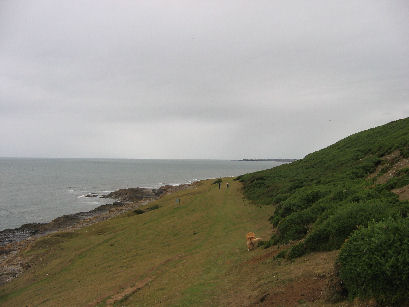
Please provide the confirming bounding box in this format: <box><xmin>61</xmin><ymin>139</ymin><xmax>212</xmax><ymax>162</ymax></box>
<box><xmin>239</xmin><ymin>117</ymin><xmax>409</xmax><ymax>304</ymax></box>
<box><xmin>212</xmin><ymin>178</ymin><xmax>222</xmax><ymax>184</ymax></box>
<box><xmin>338</xmin><ymin>217</ymin><xmax>409</xmax><ymax>305</ymax></box>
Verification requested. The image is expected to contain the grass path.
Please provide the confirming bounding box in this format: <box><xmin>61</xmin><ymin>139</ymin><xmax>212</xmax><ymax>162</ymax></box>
<box><xmin>0</xmin><ymin>179</ymin><xmax>276</xmax><ymax>306</ymax></box>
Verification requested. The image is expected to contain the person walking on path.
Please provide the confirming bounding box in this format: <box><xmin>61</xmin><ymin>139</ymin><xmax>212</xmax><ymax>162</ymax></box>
<box><xmin>226</xmin><ymin>183</ymin><xmax>229</xmax><ymax>188</ymax></box>
<box><xmin>218</xmin><ymin>182</ymin><xmax>221</xmax><ymax>190</ymax></box>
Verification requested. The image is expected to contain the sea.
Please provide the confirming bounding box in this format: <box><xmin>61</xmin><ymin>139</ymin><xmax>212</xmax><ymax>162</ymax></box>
<box><xmin>0</xmin><ymin>158</ymin><xmax>282</xmax><ymax>231</ymax></box>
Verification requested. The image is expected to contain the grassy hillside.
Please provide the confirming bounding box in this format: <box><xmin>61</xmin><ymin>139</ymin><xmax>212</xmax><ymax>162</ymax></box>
<box><xmin>1</xmin><ymin>179</ymin><xmax>284</xmax><ymax>306</ymax></box>
<box><xmin>240</xmin><ymin>118</ymin><xmax>409</xmax><ymax>206</ymax></box>
<box><xmin>239</xmin><ymin>117</ymin><xmax>409</xmax><ymax>304</ymax></box>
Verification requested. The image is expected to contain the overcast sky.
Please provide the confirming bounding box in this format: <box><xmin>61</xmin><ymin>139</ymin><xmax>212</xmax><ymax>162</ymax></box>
<box><xmin>1</xmin><ymin>1</ymin><xmax>408</xmax><ymax>159</ymax></box>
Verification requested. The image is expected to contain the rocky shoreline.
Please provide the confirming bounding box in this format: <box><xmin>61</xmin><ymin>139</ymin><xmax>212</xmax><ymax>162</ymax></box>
<box><xmin>0</xmin><ymin>183</ymin><xmax>191</xmax><ymax>285</ymax></box>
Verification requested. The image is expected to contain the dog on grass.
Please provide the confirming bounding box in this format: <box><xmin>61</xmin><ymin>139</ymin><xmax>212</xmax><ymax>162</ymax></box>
<box><xmin>246</xmin><ymin>232</ymin><xmax>262</xmax><ymax>251</ymax></box>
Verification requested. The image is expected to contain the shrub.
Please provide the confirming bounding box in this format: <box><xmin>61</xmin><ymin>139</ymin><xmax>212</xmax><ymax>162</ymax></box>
<box><xmin>212</xmin><ymin>178</ymin><xmax>222</xmax><ymax>184</ymax></box>
<box><xmin>275</xmin><ymin>212</ymin><xmax>311</xmax><ymax>243</ymax></box>
<box><xmin>145</xmin><ymin>204</ymin><xmax>160</xmax><ymax>211</ymax></box>
<box><xmin>338</xmin><ymin>217</ymin><xmax>409</xmax><ymax>306</ymax></box>
<box><xmin>271</xmin><ymin>187</ymin><xmax>328</xmax><ymax>226</ymax></box>
<box><xmin>275</xmin><ymin>201</ymin><xmax>338</xmax><ymax>244</ymax></box>
<box><xmin>274</xmin><ymin>250</ymin><xmax>287</xmax><ymax>259</ymax></box>
<box><xmin>288</xmin><ymin>242</ymin><xmax>306</xmax><ymax>259</ymax></box>
<box><xmin>303</xmin><ymin>201</ymin><xmax>395</xmax><ymax>252</ymax></box>
<box><xmin>272</xmin><ymin>193</ymin><xmax>291</xmax><ymax>204</ymax></box>
<box><xmin>402</xmin><ymin>146</ymin><xmax>409</xmax><ymax>158</ymax></box>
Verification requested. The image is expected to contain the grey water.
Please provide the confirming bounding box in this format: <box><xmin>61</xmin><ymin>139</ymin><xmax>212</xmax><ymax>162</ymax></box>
<box><xmin>0</xmin><ymin>158</ymin><xmax>282</xmax><ymax>231</ymax></box>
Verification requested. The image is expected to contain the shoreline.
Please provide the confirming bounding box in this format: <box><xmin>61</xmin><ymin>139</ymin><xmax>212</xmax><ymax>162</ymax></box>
<box><xmin>0</xmin><ymin>183</ymin><xmax>193</xmax><ymax>285</ymax></box>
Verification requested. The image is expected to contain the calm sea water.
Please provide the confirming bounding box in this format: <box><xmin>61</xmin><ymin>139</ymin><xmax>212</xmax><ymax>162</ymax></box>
<box><xmin>0</xmin><ymin>158</ymin><xmax>282</xmax><ymax>230</ymax></box>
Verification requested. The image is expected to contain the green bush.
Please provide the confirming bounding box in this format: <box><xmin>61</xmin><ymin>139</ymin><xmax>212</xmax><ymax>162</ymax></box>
<box><xmin>288</xmin><ymin>242</ymin><xmax>306</xmax><ymax>259</ymax></box>
<box><xmin>146</xmin><ymin>204</ymin><xmax>160</xmax><ymax>211</ymax></box>
<box><xmin>275</xmin><ymin>201</ymin><xmax>337</xmax><ymax>244</ymax></box>
<box><xmin>274</xmin><ymin>250</ymin><xmax>287</xmax><ymax>259</ymax></box>
<box><xmin>401</xmin><ymin>146</ymin><xmax>409</xmax><ymax>158</ymax></box>
<box><xmin>275</xmin><ymin>211</ymin><xmax>311</xmax><ymax>243</ymax></box>
<box><xmin>303</xmin><ymin>201</ymin><xmax>395</xmax><ymax>252</ymax></box>
<box><xmin>338</xmin><ymin>218</ymin><xmax>409</xmax><ymax>305</ymax></box>
<box><xmin>271</xmin><ymin>187</ymin><xmax>328</xmax><ymax>226</ymax></box>
<box><xmin>133</xmin><ymin>209</ymin><xmax>145</xmax><ymax>215</ymax></box>
<box><xmin>212</xmin><ymin>178</ymin><xmax>222</xmax><ymax>184</ymax></box>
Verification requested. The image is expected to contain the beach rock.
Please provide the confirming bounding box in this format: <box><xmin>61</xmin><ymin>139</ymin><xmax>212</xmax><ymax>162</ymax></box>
<box><xmin>0</xmin><ymin>264</ymin><xmax>23</xmax><ymax>285</ymax></box>
<box><xmin>153</xmin><ymin>184</ymin><xmax>190</xmax><ymax>197</ymax></box>
<box><xmin>85</xmin><ymin>193</ymin><xmax>98</xmax><ymax>198</ymax></box>
<box><xmin>103</xmin><ymin>188</ymin><xmax>155</xmax><ymax>202</ymax></box>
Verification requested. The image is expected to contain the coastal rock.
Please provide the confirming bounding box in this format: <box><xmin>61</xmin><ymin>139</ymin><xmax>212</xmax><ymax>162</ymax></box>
<box><xmin>85</xmin><ymin>193</ymin><xmax>99</xmax><ymax>198</ymax></box>
<box><xmin>0</xmin><ymin>263</ymin><xmax>23</xmax><ymax>285</ymax></box>
<box><xmin>0</xmin><ymin>202</ymin><xmax>124</xmax><ymax>247</ymax></box>
<box><xmin>102</xmin><ymin>187</ymin><xmax>156</xmax><ymax>202</ymax></box>
<box><xmin>152</xmin><ymin>184</ymin><xmax>190</xmax><ymax>197</ymax></box>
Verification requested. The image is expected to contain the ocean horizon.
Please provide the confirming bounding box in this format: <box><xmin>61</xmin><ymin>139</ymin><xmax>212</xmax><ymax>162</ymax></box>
<box><xmin>0</xmin><ymin>158</ymin><xmax>283</xmax><ymax>231</ymax></box>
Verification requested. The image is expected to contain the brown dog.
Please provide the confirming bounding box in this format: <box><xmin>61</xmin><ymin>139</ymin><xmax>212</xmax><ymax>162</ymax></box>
<box><xmin>246</xmin><ymin>232</ymin><xmax>262</xmax><ymax>251</ymax></box>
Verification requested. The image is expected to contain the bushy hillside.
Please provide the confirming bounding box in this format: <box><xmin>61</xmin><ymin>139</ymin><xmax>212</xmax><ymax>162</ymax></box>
<box><xmin>239</xmin><ymin>117</ymin><xmax>409</xmax><ymax>304</ymax></box>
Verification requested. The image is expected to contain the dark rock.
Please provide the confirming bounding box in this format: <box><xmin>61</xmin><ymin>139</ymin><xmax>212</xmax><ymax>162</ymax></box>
<box><xmin>85</xmin><ymin>193</ymin><xmax>98</xmax><ymax>198</ymax></box>
<box><xmin>103</xmin><ymin>188</ymin><xmax>155</xmax><ymax>202</ymax></box>
<box><xmin>133</xmin><ymin>209</ymin><xmax>145</xmax><ymax>215</ymax></box>
<box><xmin>152</xmin><ymin>184</ymin><xmax>189</xmax><ymax>197</ymax></box>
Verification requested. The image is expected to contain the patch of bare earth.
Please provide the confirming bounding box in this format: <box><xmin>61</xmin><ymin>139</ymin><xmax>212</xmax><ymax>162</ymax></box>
<box><xmin>392</xmin><ymin>184</ymin><xmax>409</xmax><ymax>201</ymax></box>
<box><xmin>257</xmin><ymin>277</ymin><xmax>326</xmax><ymax>306</ymax></box>
<box><xmin>367</xmin><ymin>150</ymin><xmax>409</xmax><ymax>201</ymax></box>
<box><xmin>245</xmin><ymin>249</ymin><xmax>280</xmax><ymax>265</ymax></box>
<box><xmin>0</xmin><ymin>240</ymin><xmax>33</xmax><ymax>285</ymax></box>
<box><xmin>368</xmin><ymin>150</ymin><xmax>400</xmax><ymax>180</ymax></box>
<box><xmin>104</xmin><ymin>277</ymin><xmax>153</xmax><ymax>307</ymax></box>
<box><xmin>377</xmin><ymin>157</ymin><xmax>409</xmax><ymax>184</ymax></box>
<box><xmin>369</xmin><ymin>150</ymin><xmax>409</xmax><ymax>184</ymax></box>
<box><xmin>218</xmin><ymin>244</ymin><xmax>341</xmax><ymax>307</ymax></box>
<box><xmin>253</xmin><ymin>250</ymin><xmax>339</xmax><ymax>306</ymax></box>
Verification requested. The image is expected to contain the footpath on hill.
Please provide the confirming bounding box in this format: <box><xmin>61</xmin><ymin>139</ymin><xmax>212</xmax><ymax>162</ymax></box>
<box><xmin>0</xmin><ymin>179</ymin><xmax>341</xmax><ymax>306</ymax></box>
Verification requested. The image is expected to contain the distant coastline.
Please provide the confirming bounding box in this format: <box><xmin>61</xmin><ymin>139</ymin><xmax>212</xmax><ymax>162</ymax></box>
<box><xmin>233</xmin><ymin>158</ymin><xmax>298</xmax><ymax>162</ymax></box>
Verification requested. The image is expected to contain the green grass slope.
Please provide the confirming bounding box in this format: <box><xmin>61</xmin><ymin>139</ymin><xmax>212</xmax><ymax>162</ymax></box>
<box><xmin>0</xmin><ymin>180</ymin><xmax>277</xmax><ymax>306</ymax></box>
<box><xmin>240</xmin><ymin>118</ymin><xmax>409</xmax><ymax>206</ymax></box>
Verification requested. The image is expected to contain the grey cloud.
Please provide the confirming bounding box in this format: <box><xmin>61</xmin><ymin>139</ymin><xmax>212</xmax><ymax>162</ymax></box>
<box><xmin>1</xmin><ymin>0</ymin><xmax>408</xmax><ymax>159</ymax></box>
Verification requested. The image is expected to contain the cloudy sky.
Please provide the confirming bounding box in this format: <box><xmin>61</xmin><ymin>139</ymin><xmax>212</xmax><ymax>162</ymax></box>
<box><xmin>1</xmin><ymin>1</ymin><xmax>408</xmax><ymax>159</ymax></box>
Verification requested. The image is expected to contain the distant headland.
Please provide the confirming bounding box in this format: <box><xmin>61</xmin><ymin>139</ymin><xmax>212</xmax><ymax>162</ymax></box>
<box><xmin>234</xmin><ymin>158</ymin><xmax>298</xmax><ymax>162</ymax></box>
